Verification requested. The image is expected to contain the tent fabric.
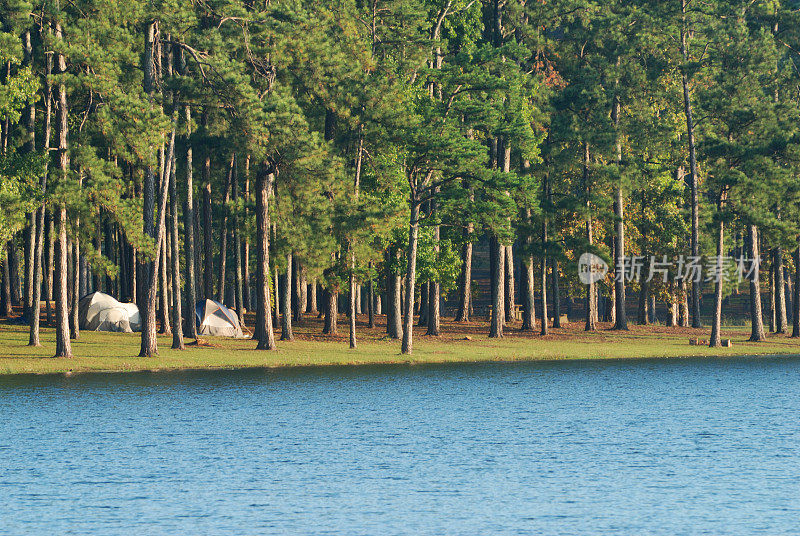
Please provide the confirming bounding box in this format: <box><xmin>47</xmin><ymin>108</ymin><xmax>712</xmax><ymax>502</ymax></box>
<box><xmin>78</xmin><ymin>292</ymin><xmax>141</xmax><ymax>333</ymax></box>
<box><xmin>195</xmin><ymin>299</ymin><xmax>245</xmax><ymax>338</ymax></box>
<box><xmin>94</xmin><ymin>307</ymin><xmax>132</xmax><ymax>333</ymax></box>
<box><xmin>118</xmin><ymin>302</ymin><xmax>141</xmax><ymax>331</ymax></box>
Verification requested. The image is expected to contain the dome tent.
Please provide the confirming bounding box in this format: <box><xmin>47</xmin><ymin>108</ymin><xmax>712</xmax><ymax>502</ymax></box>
<box><xmin>195</xmin><ymin>299</ymin><xmax>245</xmax><ymax>338</ymax></box>
<box><xmin>78</xmin><ymin>292</ymin><xmax>141</xmax><ymax>333</ymax></box>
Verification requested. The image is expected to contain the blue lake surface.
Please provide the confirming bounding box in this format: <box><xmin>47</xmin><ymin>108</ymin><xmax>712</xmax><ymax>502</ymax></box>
<box><xmin>2</xmin><ymin>357</ymin><xmax>800</xmax><ymax>535</ymax></box>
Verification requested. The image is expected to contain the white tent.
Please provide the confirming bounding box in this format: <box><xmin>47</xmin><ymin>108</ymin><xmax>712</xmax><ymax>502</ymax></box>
<box><xmin>195</xmin><ymin>299</ymin><xmax>245</xmax><ymax>338</ymax></box>
<box><xmin>78</xmin><ymin>292</ymin><xmax>141</xmax><ymax>333</ymax></box>
<box><xmin>118</xmin><ymin>301</ymin><xmax>141</xmax><ymax>330</ymax></box>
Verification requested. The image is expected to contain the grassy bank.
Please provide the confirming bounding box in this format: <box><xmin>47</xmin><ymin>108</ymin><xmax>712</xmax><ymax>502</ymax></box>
<box><xmin>3</xmin><ymin>315</ymin><xmax>800</xmax><ymax>375</ymax></box>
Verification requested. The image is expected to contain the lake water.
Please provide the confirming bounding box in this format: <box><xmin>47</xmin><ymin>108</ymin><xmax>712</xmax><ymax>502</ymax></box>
<box><xmin>2</xmin><ymin>357</ymin><xmax>800</xmax><ymax>535</ymax></box>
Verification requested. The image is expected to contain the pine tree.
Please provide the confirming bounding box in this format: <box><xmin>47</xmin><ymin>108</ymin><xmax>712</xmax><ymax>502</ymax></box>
<box><xmin>53</xmin><ymin>10</ymin><xmax>71</xmax><ymax>357</ymax></box>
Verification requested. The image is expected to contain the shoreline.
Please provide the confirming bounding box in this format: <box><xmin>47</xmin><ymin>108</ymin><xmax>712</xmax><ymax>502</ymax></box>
<box><xmin>3</xmin><ymin>352</ymin><xmax>800</xmax><ymax>378</ymax></box>
<box><xmin>4</xmin><ymin>320</ymin><xmax>800</xmax><ymax>377</ymax></box>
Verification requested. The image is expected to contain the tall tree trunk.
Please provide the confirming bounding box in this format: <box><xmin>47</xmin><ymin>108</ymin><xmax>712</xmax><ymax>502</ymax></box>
<box><xmin>427</xmin><ymin>200</ymin><xmax>440</xmax><ymax>336</ymax></box>
<box><xmin>320</xmin><ymin>109</ymin><xmax>338</xmax><ymax>337</ymax></box>
<box><xmin>216</xmin><ymin>155</ymin><xmax>233</xmax><ymax>303</ymax></box>
<box><xmin>292</xmin><ymin>259</ymin><xmax>302</xmax><ymax>322</ymax></box>
<box><xmin>709</xmin><ymin>218</ymin><xmax>725</xmax><ymax>347</ymax></box>
<box><xmin>131</xmin><ymin>243</ymin><xmax>137</xmax><ymax>305</ymax></box>
<box><xmin>242</xmin><ymin>156</ymin><xmax>252</xmax><ymax>312</ymax></box>
<box><xmin>28</xmin><ymin>188</ymin><xmax>46</xmax><ymax>345</ymax></box>
<box><xmin>93</xmin><ymin>218</ymin><xmax>102</xmax><ymax>293</ymax></box>
<box><xmin>455</xmin><ymin>183</ymin><xmax>474</xmax><ymax>323</ymax></box>
<box><xmin>552</xmin><ymin>260</ymin><xmax>561</xmax><ymax>327</ymax></box>
<box><xmin>392</xmin><ymin>273</ymin><xmax>403</xmax><ymax>338</ymax></box>
<box><xmin>22</xmin><ymin>32</ymin><xmax>37</xmax><ymax>319</ymax></box>
<box><xmin>308</xmin><ymin>278</ymin><xmax>317</xmax><ymax>313</ymax></box>
<box><xmin>0</xmin><ymin>61</ymin><xmax>7</xmax><ymax>154</ymax></box>
<box><xmin>542</xmin><ymin>158</ymin><xmax>569</xmax><ymax>326</ymax></box>
<box><xmin>109</xmin><ymin>225</ymin><xmax>117</xmax><ymax>297</ymax></box>
<box><xmin>193</xmin><ymin>199</ymin><xmax>201</xmax><ymax>296</ymax></box>
<box><xmin>202</xmin><ymin>185</ymin><xmax>213</xmax><ymax>299</ymax></box>
<box><xmin>0</xmin><ymin>62</ymin><xmax>7</xmax><ymax>155</ymax></box>
<box><xmin>55</xmin><ymin>209</ymin><xmax>71</xmax><ymax>357</ymax></box>
<box><xmin>539</xmin><ymin>204</ymin><xmax>549</xmax><ymax>335</ymax></box>
<box><xmin>583</xmin><ymin>143</ymin><xmax>596</xmax><ymax>332</ymax></box>
<box><xmin>612</xmin><ymin>78</ymin><xmax>627</xmax><ymax>331</ymax></box>
<box><xmin>769</xmin><ymin>261</ymin><xmax>776</xmax><ymax>332</ymax></box>
<box><xmin>201</xmin><ymin>110</ymin><xmax>213</xmax><ymax>301</ymax></box>
<box><xmin>111</xmin><ymin>226</ymin><xmax>119</xmax><ymax>298</ymax></box>
<box><xmin>367</xmin><ymin>273</ymin><xmax>375</xmax><ymax>328</ymax></box>
<box><xmin>28</xmin><ymin>27</ymin><xmax>49</xmax><ymax>345</ymax></box>
<box><xmin>66</xmin><ymin>243</ymin><xmax>72</xmax><ymax>321</ymax></box>
<box><xmin>119</xmin><ymin>232</ymin><xmax>129</xmax><ymax>300</ymax></box>
<box><xmin>387</xmin><ymin>249</ymin><xmax>402</xmax><ymax>339</ymax></box>
<box><xmin>679</xmin><ymin>278</ymin><xmax>690</xmax><ymax>327</ymax></box>
<box><xmin>140</xmin><ymin>20</ymin><xmax>159</xmax><ymax>355</ymax></box>
<box><xmin>323</xmin><ymin>287</ymin><xmax>338</xmax><ymax>335</ymax></box>
<box><xmin>504</xmin><ymin>244</ymin><xmax>515</xmax><ymax>324</ymax></box>
<box><xmin>298</xmin><ymin>267</ymin><xmax>307</xmax><ymax>315</ymax></box>
<box><xmin>666</xmin><ymin>283</ymin><xmax>678</xmax><ymax>327</ymax></box>
<box><xmin>281</xmin><ymin>252</ymin><xmax>293</xmax><ymax>341</ymax></box>
<box><xmin>158</xmin><ymin>225</ymin><xmax>170</xmax><ymax>334</ymax></box>
<box><xmin>785</xmin><ymin>265</ymin><xmax>793</xmax><ymax>326</ymax></box>
<box><xmin>775</xmin><ymin>247</ymin><xmax>787</xmax><ymax>333</ymax></box>
<box><xmin>638</xmin><ymin>278</ymin><xmax>650</xmax><ymax>325</ymax></box>
<box><xmin>792</xmin><ymin>246</ymin><xmax>800</xmax><ymax>338</ymax></box>
<box><xmin>401</xmin><ymin>200</ymin><xmax>420</xmax><ymax>354</ymax></box>
<box><xmin>44</xmin><ymin>211</ymin><xmax>53</xmax><ymax>324</ymax></box>
<box><xmin>78</xmin><ymin>252</ymin><xmax>85</xmax><ymax>297</ymax></box>
<box><xmin>537</xmin><ymin>258</ymin><xmax>548</xmax><ymax>337</ymax></box>
<box><xmin>607</xmin><ymin>240</ymin><xmax>616</xmax><ymax>324</ymax></box>
<box><xmin>70</xmin><ymin>234</ymin><xmax>80</xmax><ymax>339</ymax></box>
<box><xmin>613</xmin><ymin>190</ymin><xmax>628</xmax><ymax>330</ymax></box>
<box><xmin>8</xmin><ymin>237</ymin><xmax>21</xmax><ymax>306</ymax></box>
<box><xmin>2</xmin><ymin>249</ymin><xmax>11</xmax><ymax>317</ymax></box>
<box><xmin>455</xmin><ymin>230</ymin><xmax>473</xmax><ymax>322</ymax></box>
<box><xmin>166</xmin><ymin>227</ymin><xmax>173</xmax><ymax>326</ymax></box>
<box><xmin>747</xmin><ymin>224</ymin><xmax>765</xmax><ymax>341</ymax></box>
<box><xmin>169</xmin><ymin>143</ymin><xmax>183</xmax><ymax>349</ymax></box>
<box><xmin>499</xmin><ymin>139</ymin><xmax>514</xmax><ymax>326</ymax></box>
<box><xmin>349</xmin><ymin>262</ymin><xmax>357</xmax><ymax>348</ymax></box>
<box><xmin>255</xmin><ymin>166</ymin><xmax>276</xmax><ymax>350</ymax></box>
<box><xmin>585</xmin><ymin>263</ymin><xmax>597</xmax><ymax>332</ymax></box>
<box><xmin>24</xmin><ymin>221</ymin><xmax>34</xmax><ymax>317</ymax></box>
<box><xmin>427</xmin><ymin>277</ymin><xmax>440</xmax><ymax>335</ymax></box>
<box><xmin>139</xmin><ymin>23</ymin><xmax>177</xmax><ymax>357</ymax></box>
<box><xmin>489</xmin><ymin>236</ymin><xmax>505</xmax><ymax>338</ymax></box>
<box><xmin>521</xmin><ymin>252</ymin><xmax>535</xmax><ymax>331</ymax></box>
<box><xmin>180</xmin><ymin>53</ymin><xmax>197</xmax><ymax>339</ymax></box>
<box><xmin>141</xmin><ymin>132</ymin><xmax>176</xmax><ymax>357</ymax></box>
<box><xmin>54</xmin><ymin>19</ymin><xmax>71</xmax><ymax>358</ymax></box>
<box><xmin>233</xmin><ymin>158</ymin><xmax>244</xmax><ymax>323</ymax></box>
<box><xmin>681</xmin><ymin>1</ymin><xmax>702</xmax><ymax>329</ymax></box>
<box><xmin>272</xmin><ymin>260</ymin><xmax>280</xmax><ymax>327</ymax></box>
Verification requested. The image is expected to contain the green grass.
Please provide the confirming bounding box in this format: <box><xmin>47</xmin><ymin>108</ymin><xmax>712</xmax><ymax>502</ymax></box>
<box><xmin>3</xmin><ymin>316</ymin><xmax>800</xmax><ymax>375</ymax></box>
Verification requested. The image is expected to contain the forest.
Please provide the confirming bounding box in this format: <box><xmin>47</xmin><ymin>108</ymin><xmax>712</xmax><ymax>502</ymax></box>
<box><xmin>2</xmin><ymin>0</ymin><xmax>800</xmax><ymax>359</ymax></box>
